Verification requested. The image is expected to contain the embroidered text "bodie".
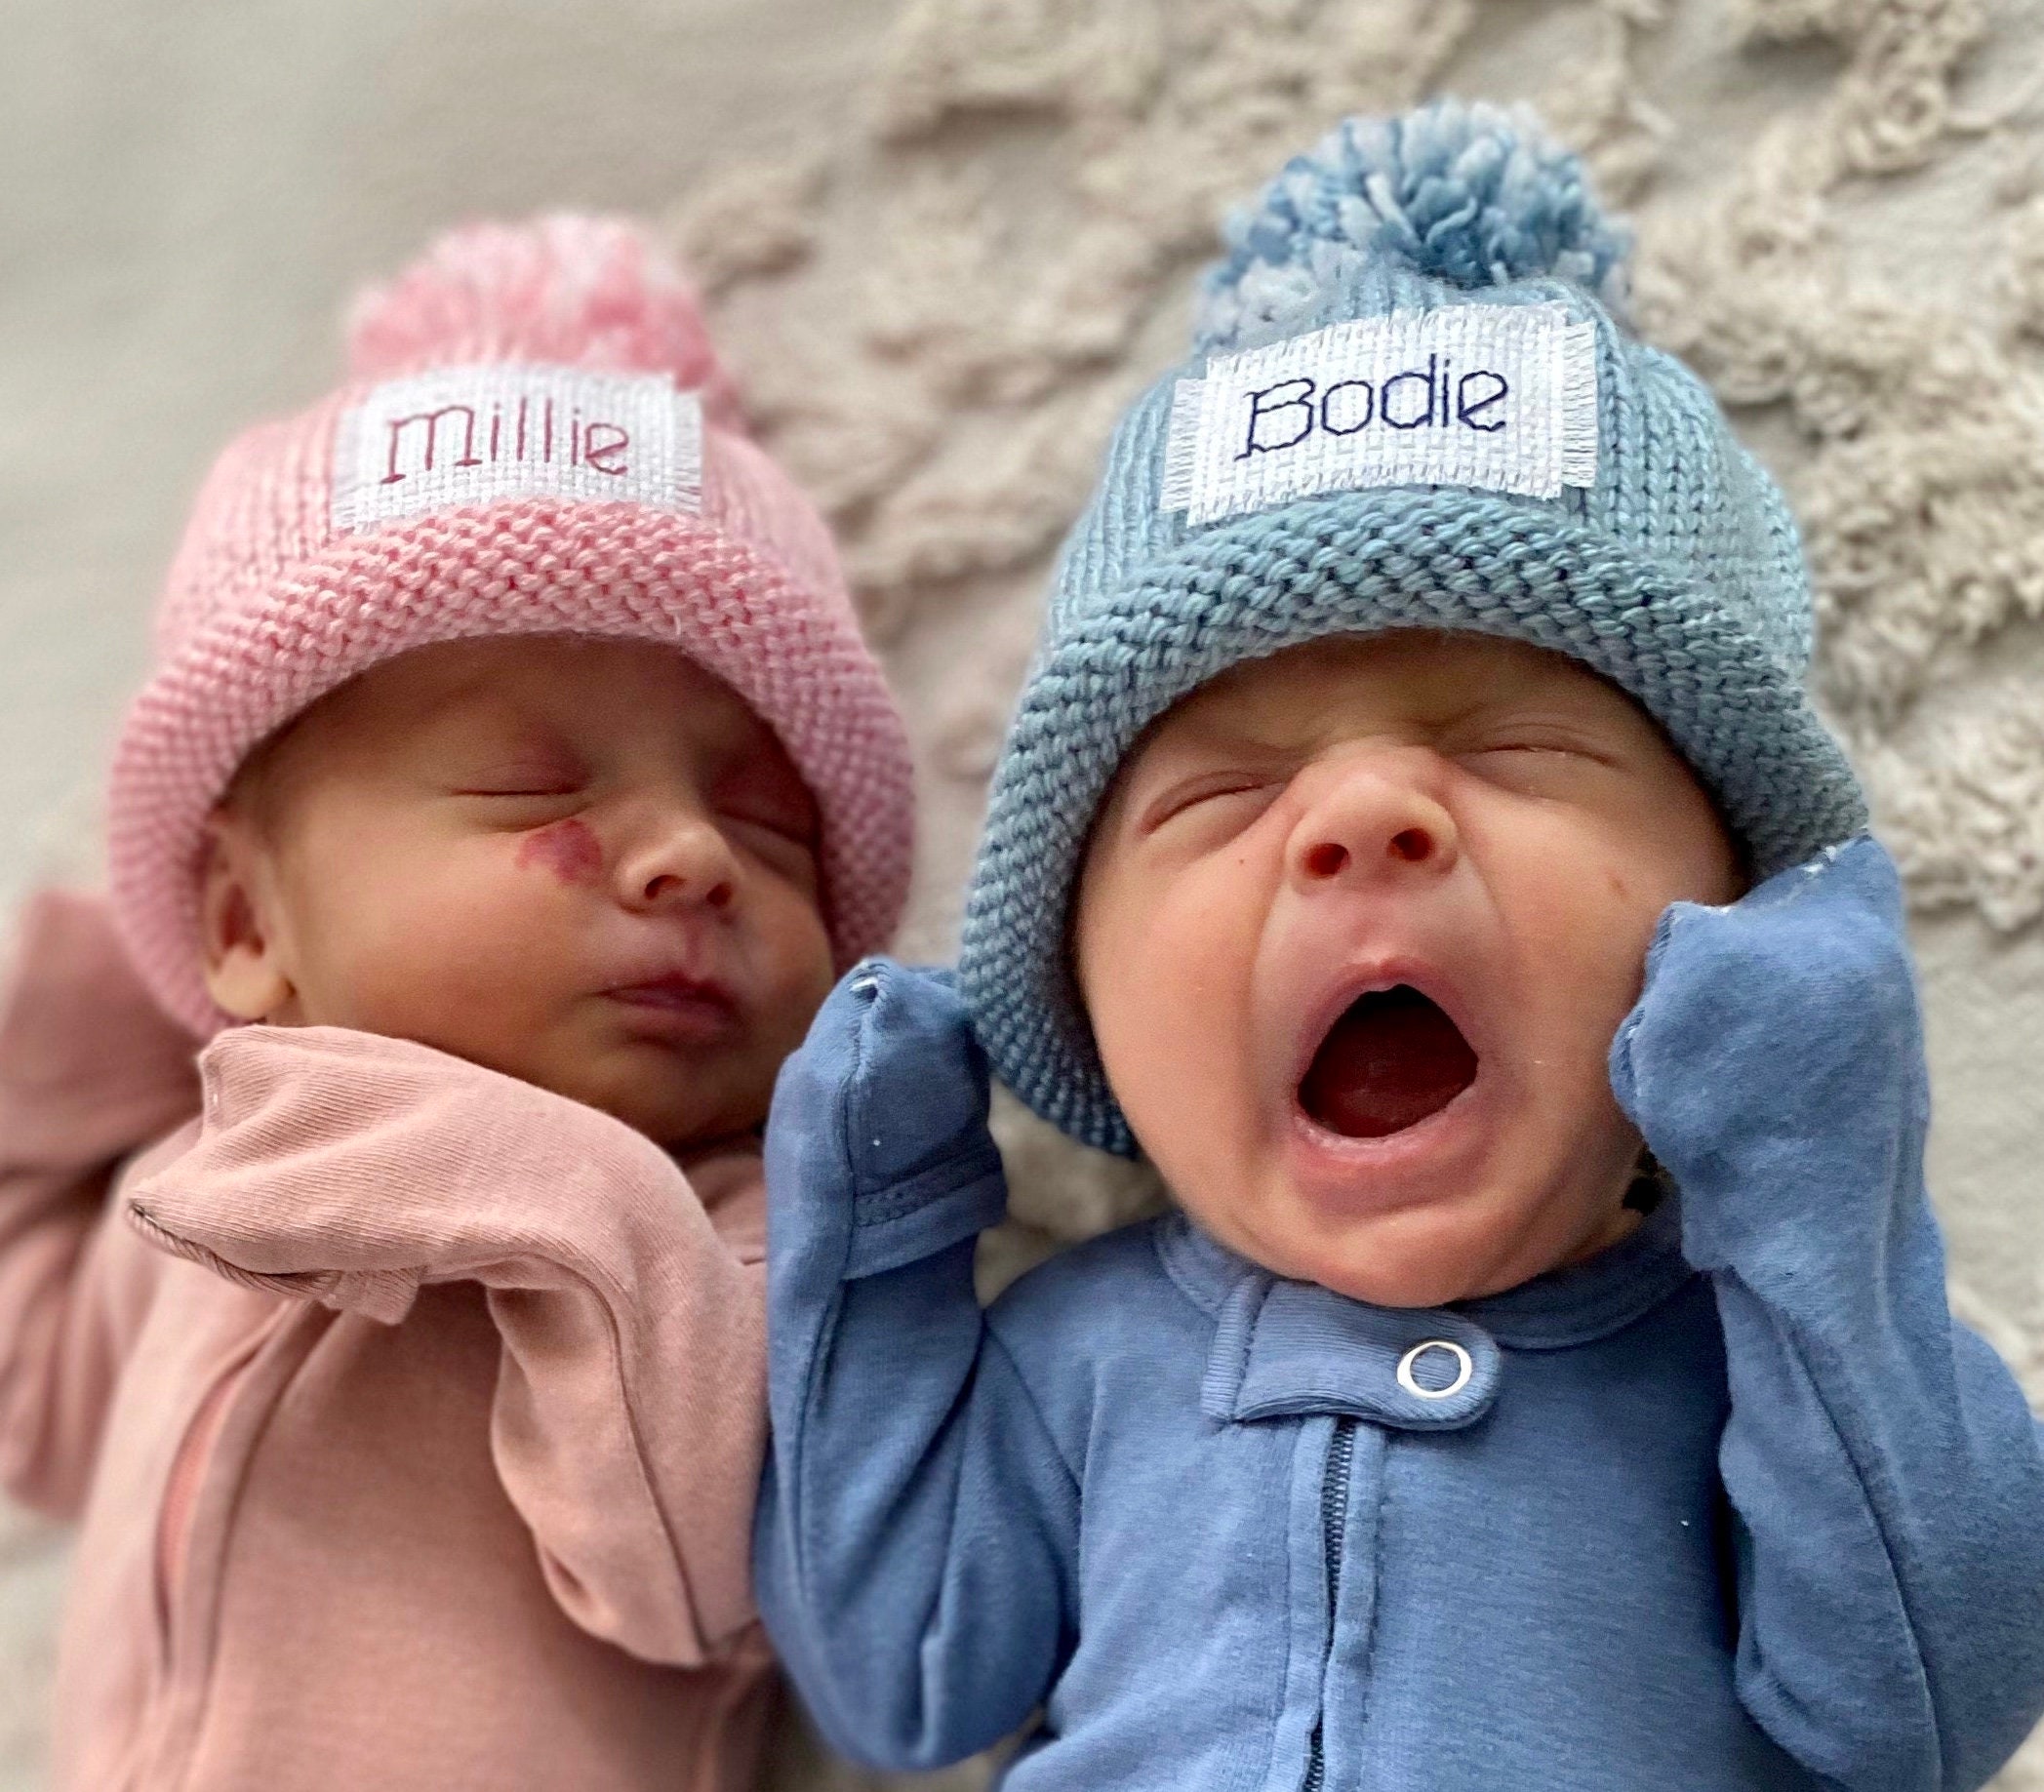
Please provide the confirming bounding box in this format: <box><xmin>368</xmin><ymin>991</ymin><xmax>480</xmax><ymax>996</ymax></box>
<box><xmin>1160</xmin><ymin>304</ymin><xmax>1598</xmax><ymax>527</ymax></box>
<box><xmin>333</xmin><ymin>365</ymin><xmax>703</xmax><ymax>534</ymax></box>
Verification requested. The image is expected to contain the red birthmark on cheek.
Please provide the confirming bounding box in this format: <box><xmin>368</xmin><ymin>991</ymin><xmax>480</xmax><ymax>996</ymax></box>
<box><xmin>515</xmin><ymin>817</ymin><xmax>605</xmax><ymax>886</ymax></box>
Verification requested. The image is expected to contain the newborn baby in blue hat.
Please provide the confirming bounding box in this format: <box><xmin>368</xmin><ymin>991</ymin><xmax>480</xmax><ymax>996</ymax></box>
<box><xmin>753</xmin><ymin>100</ymin><xmax>2044</xmax><ymax>1791</ymax></box>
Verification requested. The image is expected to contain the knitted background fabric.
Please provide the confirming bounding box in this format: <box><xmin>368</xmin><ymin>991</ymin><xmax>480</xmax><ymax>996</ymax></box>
<box><xmin>3</xmin><ymin>1</ymin><xmax>2043</xmax><ymax>1788</ymax></box>
<box><xmin>107</xmin><ymin>215</ymin><xmax>915</xmax><ymax>1038</ymax></box>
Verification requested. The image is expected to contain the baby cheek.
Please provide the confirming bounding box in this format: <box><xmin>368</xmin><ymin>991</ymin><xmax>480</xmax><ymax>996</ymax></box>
<box><xmin>514</xmin><ymin>817</ymin><xmax>605</xmax><ymax>886</ymax></box>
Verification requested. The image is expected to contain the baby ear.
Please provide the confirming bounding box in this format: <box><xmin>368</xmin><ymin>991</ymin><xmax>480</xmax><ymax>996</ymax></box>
<box><xmin>196</xmin><ymin>807</ymin><xmax>297</xmax><ymax>1023</ymax></box>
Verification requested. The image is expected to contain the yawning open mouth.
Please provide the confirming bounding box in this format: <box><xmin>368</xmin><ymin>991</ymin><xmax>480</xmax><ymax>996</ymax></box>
<box><xmin>1298</xmin><ymin>985</ymin><xmax>1479</xmax><ymax>1139</ymax></box>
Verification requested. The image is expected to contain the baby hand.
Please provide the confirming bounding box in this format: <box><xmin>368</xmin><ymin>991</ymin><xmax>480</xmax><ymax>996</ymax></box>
<box><xmin>766</xmin><ymin>960</ymin><xmax>1006</xmax><ymax>1277</ymax></box>
<box><xmin>128</xmin><ymin>1025</ymin><xmax>682</xmax><ymax>1321</ymax></box>
<box><xmin>1608</xmin><ymin>836</ymin><xmax>1923</xmax><ymax>1237</ymax></box>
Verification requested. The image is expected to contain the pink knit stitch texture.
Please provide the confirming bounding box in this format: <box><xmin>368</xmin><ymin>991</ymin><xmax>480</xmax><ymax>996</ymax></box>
<box><xmin>109</xmin><ymin>215</ymin><xmax>914</xmax><ymax>1038</ymax></box>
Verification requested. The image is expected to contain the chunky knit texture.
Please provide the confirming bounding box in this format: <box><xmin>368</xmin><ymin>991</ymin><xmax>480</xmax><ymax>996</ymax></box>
<box><xmin>956</xmin><ymin>100</ymin><xmax>1867</xmax><ymax>1156</ymax></box>
<box><xmin>109</xmin><ymin>216</ymin><xmax>914</xmax><ymax>1038</ymax></box>
<box><xmin>1195</xmin><ymin>103</ymin><xmax>1631</xmax><ymax>354</ymax></box>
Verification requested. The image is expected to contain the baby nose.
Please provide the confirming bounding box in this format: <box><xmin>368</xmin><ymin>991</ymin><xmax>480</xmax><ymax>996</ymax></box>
<box><xmin>620</xmin><ymin>812</ymin><xmax>739</xmax><ymax>913</ymax></box>
<box><xmin>640</xmin><ymin>861</ymin><xmax>735</xmax><ymax>910</ymax></box>
<box><xmin>1302</xmin><ymin>826</ymin><xmax>1440</xmax><ymax>879</ymax></box>
<box><xmin>1289</xmin><ymin>760</ymin><xmax>1460</xmax><ymax>888</ymax></box>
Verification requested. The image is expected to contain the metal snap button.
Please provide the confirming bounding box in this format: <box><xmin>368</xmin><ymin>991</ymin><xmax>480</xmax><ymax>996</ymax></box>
<box><xmin>1396</xmin><ymin>1338</ymin><xmax>1473</xmax><ymax>1401</ymax></box>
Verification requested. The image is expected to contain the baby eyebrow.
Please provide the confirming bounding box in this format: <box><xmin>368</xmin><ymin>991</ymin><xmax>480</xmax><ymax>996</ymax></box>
<box><xmin>443</xmin><ymin>746</ymin><xmax>587</xmax><ymax>785</ymax></box>
<box><xmin>426</xmin><ymin>706</ymin><xmax>585</xmax><ymax>764</ymax></box>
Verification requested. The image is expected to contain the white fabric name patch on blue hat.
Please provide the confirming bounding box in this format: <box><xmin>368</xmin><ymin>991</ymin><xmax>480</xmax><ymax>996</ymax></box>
<box><xmin>1159</xmin><ymin>304</ymin><xmax>1598</xmax><ymax>527</ymax></box>
<box><xmin>333</xmin><ymin>365</ymin><xmax>703</xmax><ymax>534</ymax></box>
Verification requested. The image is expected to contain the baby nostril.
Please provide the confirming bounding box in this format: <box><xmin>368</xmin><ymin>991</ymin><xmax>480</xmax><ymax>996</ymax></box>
<box><xmin>1304</xmin><ymin>842</ymin><xmax>1349</xmax><ymax>879</ymax></box>
<box><xmin>1389</xmin><ymin>828</ymin><xmax>1432</xmax><ymax>863</ymax></box>
<box><xmin>706</xmin><ymin>882</ymin><xmax>735</xmax><ymax>911</ymax></box>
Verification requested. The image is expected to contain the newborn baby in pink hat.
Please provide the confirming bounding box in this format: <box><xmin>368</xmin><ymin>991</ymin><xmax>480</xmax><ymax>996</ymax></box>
<box><xmin>0</xmin><ymin>216</ymin><xmax>912</xmax><ymax>1792</ymax></box>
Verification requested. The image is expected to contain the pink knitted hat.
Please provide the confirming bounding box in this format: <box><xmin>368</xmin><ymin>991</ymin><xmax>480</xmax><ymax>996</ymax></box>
<box><xmin>108</xmin><ymin>214</ymin><xmax>915</xmax><ymax>1037</ymax></box>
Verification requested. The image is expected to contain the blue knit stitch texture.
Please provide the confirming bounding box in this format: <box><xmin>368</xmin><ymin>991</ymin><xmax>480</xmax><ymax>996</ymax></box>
<box><xmin>957</xmin><ymin>98</ymin><xmax>1867</xmax><ymax>1157</ymax></box>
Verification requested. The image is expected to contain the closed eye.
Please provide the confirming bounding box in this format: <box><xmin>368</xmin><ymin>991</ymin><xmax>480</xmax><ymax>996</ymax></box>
<box><xmin>726</xmin><ymin>813</ymin><xmax>814</xmax><ymax>853</ymax></box>
<box><xmin>1460</xmin><ymin>738</ymin><xmax>1620</xmax><ymax>791</ymax></box>
<box><xmin>719</xmin><ymin>805</ymin><xmax>820</xmax><ymax>885</ymax></box>
<box><xmin>451</xmin><ymin>758</ymin><xmax>589</xmax><ymax>798</ymax></box>
<box><xmin>711</xmin><ymin>751</ymin><xmax>822</xmax><ymax>881</ymax></box>
<box><xmin>1463</xmin><ymin>739</ymin><xmax>1613</xmax><ymax>764</ymax></box>
<box><xmin>1138</xmin><ymin>776</ymin><xmax>1281</xmax><ymax>835</ymax></box>
<box><xmin>720</xmin><ymin>799</ymin><xmax>812</xmax><ymax>840</ymax></box>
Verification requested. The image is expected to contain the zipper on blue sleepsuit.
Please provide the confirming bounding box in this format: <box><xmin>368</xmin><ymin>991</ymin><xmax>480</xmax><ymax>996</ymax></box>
<box><xmin>1302</xmin><ymin>1417</ymin><xmax>1357</xmax><ymax>1792</ymax></box>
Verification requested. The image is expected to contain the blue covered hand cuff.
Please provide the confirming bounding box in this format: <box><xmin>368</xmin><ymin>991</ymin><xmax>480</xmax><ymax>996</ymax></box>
<box><xmin>769</xmin><ymin>959</ymin><xmax>1008</xmax><ymax>1281</ymax></box>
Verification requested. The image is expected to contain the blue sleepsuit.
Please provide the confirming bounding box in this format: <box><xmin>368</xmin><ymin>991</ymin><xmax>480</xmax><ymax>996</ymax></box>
<box><xmin>754</xmin><ymin>839</ymin><xmax>2044</xmax><ymax>1790</ymax></box>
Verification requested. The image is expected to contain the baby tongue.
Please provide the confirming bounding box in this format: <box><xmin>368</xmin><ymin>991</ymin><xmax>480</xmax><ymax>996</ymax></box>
<box><xmin>1299</xmin><ymin>986</ymin><xmax>1478</xmax><ymax>1139</ymax></box>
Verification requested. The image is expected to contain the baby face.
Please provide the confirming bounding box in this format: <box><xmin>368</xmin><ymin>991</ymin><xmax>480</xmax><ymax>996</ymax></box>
<box><xmin>1073</xmin><ymin>631</ymin><xmax>1741</xmax><ymax>1308</ymax></box>
<box><xmin>201</xmin><ymin>635</ymin><xmax>836</xmax><ymax>1149</ymax></box>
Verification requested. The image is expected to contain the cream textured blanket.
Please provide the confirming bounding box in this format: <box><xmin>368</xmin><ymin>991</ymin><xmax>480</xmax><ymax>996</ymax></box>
<box><xmin>2</xmin><ymin>1</ymin><xmax>2039</xmax><ymax>1786</ymax></box>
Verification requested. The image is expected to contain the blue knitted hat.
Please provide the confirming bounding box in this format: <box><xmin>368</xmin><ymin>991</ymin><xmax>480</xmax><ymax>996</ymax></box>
<box><xmin>957</xmin><ymin>99</ymin><xmax>1866</xmax><ymax>1156</ymax></box>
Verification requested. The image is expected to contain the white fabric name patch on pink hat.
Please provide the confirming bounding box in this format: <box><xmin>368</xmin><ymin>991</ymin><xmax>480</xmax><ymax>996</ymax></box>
<box><xmin>332</xmin><ymin>364</ymin><xmax>703</xmax><ymax>533</ymax></box>
<box><xmin>1160</xmin><ymin>303</ymin><xmax>1599</xmax><ymax>527</ymax></box>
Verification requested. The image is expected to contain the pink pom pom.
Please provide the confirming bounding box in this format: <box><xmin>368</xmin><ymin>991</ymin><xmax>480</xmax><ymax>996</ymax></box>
<box><xmin>346</xmin><ymin>214</ymin><xmax>743</xmax><ymax>432</ymax></box>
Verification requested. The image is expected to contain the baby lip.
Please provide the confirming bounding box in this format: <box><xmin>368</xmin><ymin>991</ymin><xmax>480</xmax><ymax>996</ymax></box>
<box><xmin>603</xmin><ymin>972</ymin><xmax>741</xmax><ymax>1025</ymax></box>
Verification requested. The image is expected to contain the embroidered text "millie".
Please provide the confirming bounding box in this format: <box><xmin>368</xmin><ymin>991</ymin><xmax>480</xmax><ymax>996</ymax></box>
<box><xmin>1161</xmin><ymin>305</ymin><xmax>1599</xmax><ymax>526</ymax></box>
<box><xmin>333</xmin><ymin>365</ymin><xmax>703</xmax><ymax>534</ymax></box>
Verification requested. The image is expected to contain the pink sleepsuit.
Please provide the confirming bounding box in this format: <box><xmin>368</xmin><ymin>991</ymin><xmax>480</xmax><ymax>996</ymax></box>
<box><xmin>0</xmin><ymin>889</ymin><xmax>777</xmax><ymax>1791</ymax></box>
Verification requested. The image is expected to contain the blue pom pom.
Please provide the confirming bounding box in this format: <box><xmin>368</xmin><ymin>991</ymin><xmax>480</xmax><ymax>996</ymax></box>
<box><xmin>1196</xmin><ymin>98</ymin><xmax>1629</xmax><ymax>353</ymax></box>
